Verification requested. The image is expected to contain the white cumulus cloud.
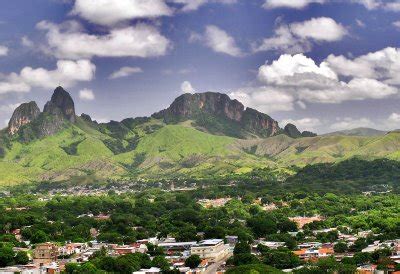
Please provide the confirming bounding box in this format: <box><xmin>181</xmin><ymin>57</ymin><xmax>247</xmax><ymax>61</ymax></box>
<box><xmin>326</xmin><ymin>47</ymin><xmax>400</xmax><ymax>85</ymax></box>
<box><xmin>253</xmin><ymin>17</ymin><xmax>347</xmax><ymax>54</ymax></box>
<box><xmin>0</xmin><ymin>59</ymin><xmax>95</xmax><ymax>94</ymax></box>
<box><xmin>170</xmin><ymin>0</ymin><xmax>237</xmax><ymax>12</ymax></box>
<box><xmin>232</xmin><ymin>49</ymin><xmax>399</xmax><ymax>114</ymax></box>
<box><xmin>181</xmin><ymin>81</ymin><xmax>195</xmax><ymax>93</ymax></box>
<box><xmin>281</xmin><ymin>117</ymin><xmax>322</xmax><ymax>132</ymax></box>
<box><xmin>191</xmin><ymin>25</ymin><xmax>243</xmax><ymax>57</ymax></box>
<box><xmin>109</xmin><ymin>66</ymin><xmax>143</xmax><ymax>79</ymax></box>
<box><xmin>263</xmin><ymin>0</ymin><xmax>325</xmax><ymax>9</ymax></box>
<box><xmin>0</xmin><ymin>45</ymin><xmax>9</xmax><ymax>56</ymax></box>
<box><xmin>72</xmin><ymin>0</ymin><xmax>172</xmax><ymax>26</ymax></box>
<box><xmin>229</xmin><ymin>86</ymin><xmax>295</xmax><ymax>113</ymax></box>
<box><xmin>37</xmin><ymin>21</ymin><xmax>171</xmax><ymax>59</ymax></box>
<box><xmin>290</xmin><ymin>17</ymin><xmax>347</xmax><ymax>42</ymax></box>
<box><xmin>79</xmin><ymin>88</ymin><xmax>95</xmax><ymax>101</ymax></box>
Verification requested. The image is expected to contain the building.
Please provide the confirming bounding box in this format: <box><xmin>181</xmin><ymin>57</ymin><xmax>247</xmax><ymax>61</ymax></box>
<box><xmin>133</xmin><ymin>267</ymin><xmax>161</xmax><ymax>274</ymax></box>
<box><xmin>258</xmin><ymin>241</ymin><xmax>286</xmax><ymax>249</ymax></box>
<box><xmin>225</xmin><ymin>236</ymin><xmax>238</xmax><ymax>247</ymax></box>
<box><xmin>158</xmin><ymin>241</ymin><xmax>197</xmax><ymax>254</ymax></box>
<box><xmin>33</xmin><ymin>243</ymin><xmax>58</xmax><ymax>266</ymax></box>
<box><xmin>190</xmin><ymin>239</ymin><xmax>229</xmax><ymax>263</ymax></box>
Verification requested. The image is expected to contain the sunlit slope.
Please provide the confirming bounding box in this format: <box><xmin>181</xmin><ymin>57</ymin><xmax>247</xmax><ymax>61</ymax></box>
<box><xmin>1</xmin><ymin>118</ymin><xmax>400</xmax><ymax>185</ymax></box>
<box><xmin>237</xmin><ymin>132</ymin><xmax>400</xmax><ymax>166</ymax></box>
<box><xmin>114</xmin><ymin>124</ymin><xmax>275</xmax><ymax>178</ymax></box>
<box><xmin>0</xmin><ymin>121</ymin><xmax>120</xmax><ymax>185</ymax></box>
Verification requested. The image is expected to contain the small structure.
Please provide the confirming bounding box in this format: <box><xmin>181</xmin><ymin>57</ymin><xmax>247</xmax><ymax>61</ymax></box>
<box><xmin>33</xmin><ymin>242</ymin><xmax>58</xmax><ymax>266</ymax></box>
<box><xmin>190</xmin><ymin>239</ymin><xmax>229</xmax><ymax>263</ymax></box>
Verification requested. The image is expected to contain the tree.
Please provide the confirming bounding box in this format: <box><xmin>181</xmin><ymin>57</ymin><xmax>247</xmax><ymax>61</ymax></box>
<box><xmin>247</xmin><ymin>215</ymin><xmax>277</xmax><ymax>237</ymax></box>
<box><xmin>234</xmin><ymin>242</ymin><xmax>251</xmax><ymax>255</ymax></box>
<box><xmin>230</xmin><ymin>253</ymin><xmax>260</xmax><ymax>266</ymax></box>
<box><xmin>334</xmin><ymin>242</ymin><xmax>348</xmax><ymax>253</ymax></box>
<box><xmin>185</xmin><ymin>255</ymin><xmax>201</xmax><ymax>269</ymax></box>
<box><xmin>152</xmin><ymin>255</ymin><xmax>170</xmax><ymax>271</ymax></box>
<box><xmin>226</xmin><ymin>264</ymin><xmax>282</xmax><ymax>274</ymax></box>
<box><xmin>0</xmin><ymin>246</ymin><xmax>15</xmax><ymax>267</ymax></box>
<box><xmin>353</xmin><ymin>252</ymin><xmax>371</xmax><ymax>265</ymax></box>
<box><xmin>15</xmin><ymin>251</ymin><xmax>29</xmax><ymax>265</ymax></box>
<box><xmin>263</xmin><ymin>250</ymin><xmax>301</xmax><ymax>269</ymax></box>
<box><xmin>65</xmin><ymin>263</ymin><xmax>80</xmax><ymax>274</ymax></box>
<box><xmin>350</xmin><ymin>238</ymin><xmax>368</xmax><ymax>252</ymax></box>
<box><xmin>316</xmin><ymin>257</ymin><xmax>338</xmax><ymax>272</ymax></box>
<box><xmin>30</xmin><ymin>230</ymin><xmax>48</xmax><ymax>244</ymax></box>
<box><xmin>79</xmin><ymin>262</ymin><xmax>99</xmax><ymax>273</ymax></box>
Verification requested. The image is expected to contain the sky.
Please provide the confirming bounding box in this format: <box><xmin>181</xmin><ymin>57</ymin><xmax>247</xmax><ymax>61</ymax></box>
<box><xmin>0</xmin><ymin>0</ymin><xmax>400</xmax><ymax>134</ymax></box>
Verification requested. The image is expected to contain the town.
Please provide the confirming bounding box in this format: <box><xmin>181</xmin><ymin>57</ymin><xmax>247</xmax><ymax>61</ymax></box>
<box><xmin>0</xmin><ymin>190</ymin><xmax>399</xmax><ymax>274</ymax></box>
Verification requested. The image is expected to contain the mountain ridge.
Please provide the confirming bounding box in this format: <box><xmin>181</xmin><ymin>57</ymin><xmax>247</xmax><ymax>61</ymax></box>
<box><xmin>1</xmin><ymin>87</ymin><xmax>399</xmax><ymax>185</ymax></box>
<box><xmin>8</xmin><ymin>87</ymin><xmax>315</xmax><ymax>140</ymax></box>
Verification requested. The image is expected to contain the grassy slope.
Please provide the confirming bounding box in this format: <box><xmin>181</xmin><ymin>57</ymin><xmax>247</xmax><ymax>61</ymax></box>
<box><xmin>0</xmin><ymin>121</ymin><xmax>117</xmax><ymax>185</ymax></box>
<box><xmin>0</xmin><ymin>119</ymin><xmax>400</xmax><ymax>184</ymax></box>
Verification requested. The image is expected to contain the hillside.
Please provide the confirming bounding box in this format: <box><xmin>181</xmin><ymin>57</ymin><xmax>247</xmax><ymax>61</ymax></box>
<box><xmin>0</xmin><ymin>87</ymin><xmax>399</xmax><ymax>185</ymax></box>
<box><xmin>324</xmin><ymin>127</ymin><xmax>387</xmax><ymax>137</ymax></box>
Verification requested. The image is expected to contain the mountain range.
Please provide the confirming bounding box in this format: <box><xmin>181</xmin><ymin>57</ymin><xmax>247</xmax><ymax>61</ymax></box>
<box><xmin>1</xmin><ymin>86</ymin><xmax>399</xmax><ymax>185</ymax></box>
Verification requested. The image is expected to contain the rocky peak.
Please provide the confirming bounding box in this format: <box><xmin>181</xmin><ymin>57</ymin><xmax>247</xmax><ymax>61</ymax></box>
<box><xmin>8</xmin><ymin>101</ymin><xmax>40</xmax><ymax>135</ymax></box>
<box><xmin>153</xmin><ymin>92</ymin><xmax>244</xmax><ymax>122</ymax></box>
<box><xmin>284</xmin><ymin>123</ymin><xmax>302</xmax><ymax>138</ymax></box>
<box><xmin>43</xmin><ymin>86</ymin><xmax>76</xmax><ymax>123</ymax></box>
<box><xmin>152</xmin><ymin>92</ymin><xmax>281</xmax><ymax>138</ymax></box>
<box><xmin>284</xmin><ymin>123</ymin><xmax>317</xmax><ymax>138</ymax></box>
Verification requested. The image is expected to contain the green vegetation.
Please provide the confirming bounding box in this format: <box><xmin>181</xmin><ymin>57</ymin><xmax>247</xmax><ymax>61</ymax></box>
<box><xmin>0</xmin><ymin>166</ymin><xmax>399</xmax><ymax>271</ymax></box>
<box><xmin>1</xmin><ymin>109</ymin><xmax>400</xmax><ymax>185</ymax></box>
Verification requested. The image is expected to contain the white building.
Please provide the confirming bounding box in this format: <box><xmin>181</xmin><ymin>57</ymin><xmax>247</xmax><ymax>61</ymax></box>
<box><xmin>190</xmin><ymin>239</ymin><xmax>229</xmax><ymax>263</ymax></box>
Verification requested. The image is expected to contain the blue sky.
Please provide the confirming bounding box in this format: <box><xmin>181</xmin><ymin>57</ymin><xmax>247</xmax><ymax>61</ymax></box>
<box><xmin>0</xmin><ymin>0</ymin><xmax>400</xmax><ymax>133</ymax></box>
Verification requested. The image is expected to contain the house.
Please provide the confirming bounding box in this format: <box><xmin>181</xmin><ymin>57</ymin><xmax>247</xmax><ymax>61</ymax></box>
<box><xmin>190</xmin><ymin>239</ymin><xmax>229</xmax><ymax>263</ymax></box>
<box><xmin>33</xmin><ymin>243</ymin><xmax>58</xmax><ymax>266</ymax></box>
<box><xmin>59</xmin><ymin>243</ymin><xmax>87</xmax><ymax>256</ymax></box>
<box><xmin>112</xmin><ymin>245</ymin><xmax>137</xmax><ymax>255</ymax></box>
<box><xmin>41</xmin><ymin>262</ymin><xmax>60</xmax><ymax>274</ymax></box>
<box><xmin>293</xmin><ymin>247</ymin><xmax>334</xmax><ymax>261</ymax></box>
<box><xmin>258</xmin><ymin>241</ymin><xmax>286</xmax><ymax>249</ymax></box>
<box><xmin>133</xmin><ymin>267</ymin><xmax>161</xmax><ymax>273</ymax></box>
<box><xmin>158</xmin><ymin>241</ymin><xmax>197</xmax><ymax>254</ymax></box>
<box><xmin>225</xmin><ymin>236</ymin><xmax>238</xmax><ymax>247</ymax></box>
<box><xmin>357</xmin><ymin>264</ymin><xmax>378</xmax><ymax>274</ymax></box>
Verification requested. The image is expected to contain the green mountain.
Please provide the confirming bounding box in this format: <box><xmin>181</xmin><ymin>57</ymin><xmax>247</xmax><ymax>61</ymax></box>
<box><xmin>0</xmin><ymin>87</ymin><xmax>399</xmax><ymax>185</ymax></box>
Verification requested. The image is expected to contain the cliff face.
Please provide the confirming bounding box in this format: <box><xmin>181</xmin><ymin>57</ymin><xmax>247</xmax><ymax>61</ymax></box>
<box><xmin>43</xmin><ymin>86</ymin><xmax>76</xmax><ymax>123</ymax></box>
<box><xmin>8</xmin><ymin>102</ymin><xmax>40</xmax><ymax>135</ymax></box>
<box><xmin>153</xmin><ymin>92</ymin><xmax>244</xmax><ymax>122</ymax></box>
<box><xmin>242</xmin><ymin>108</ymin><xmax>280</xmax><ymax>137</ymax></box>
<box><xmin>152</xmin><ymin>92</ymin><xmax>281</xmax><ymax>138</ymax></box>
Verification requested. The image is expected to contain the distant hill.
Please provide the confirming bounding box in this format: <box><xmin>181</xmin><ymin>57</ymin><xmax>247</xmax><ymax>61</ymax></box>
<box><xmin>0</xmin><ymin>87</ymin><xmax>399</xmax><ymax>185</ymax></box>
<box><xmin>324</xmin><ymin>127</ymin><xmax>387</xmax><ymax>137</ymax></box>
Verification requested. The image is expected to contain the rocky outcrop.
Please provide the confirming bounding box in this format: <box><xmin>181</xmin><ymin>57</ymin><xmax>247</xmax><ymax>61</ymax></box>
<box><xmin>43</xmin><ymin>86</ymin><xmax>76</xmax><ymax>123</ymax></box>
<box><xmin>284</xmin><ymin>123</ymin><xmax>302</xmax><ymax>138</ymax></box>
<box><xmin>8</xmin><ymin>87</ymin><xmax>77</xmax><ymax>140</ymax></box>
<box><xmin>242</xmin><ymin>108</ymin><xmax>280</xmax><ymax>137</ymax></box>
<box><xmin>152</xmin><ymin>92</ymin><xmax>280</xmax><ymax>138</ymax></box>
<box><xmin>284</xmin><ymin>123</ymin><xmax>317</xmax><ymax>138</ymax></box>
<box><xmin>8</xmin><ymin>101</ymin><xmax>40</xmax><ymax>135</ymax></box>
<box><xmin>153</xmin><ymin>92</ymin><xmax>244</xmax><ymax>122</ymax></box>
